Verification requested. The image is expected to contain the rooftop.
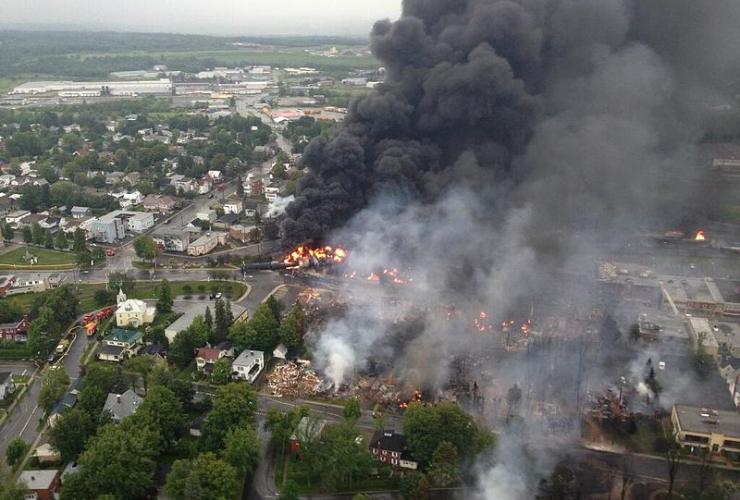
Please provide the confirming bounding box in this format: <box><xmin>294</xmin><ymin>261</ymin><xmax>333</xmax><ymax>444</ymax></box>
<box><xmin>166</xmin><ymin>302</ymin><xmax>246</xmax><ymax>337</ymax></box>
<box><xmin>674</xmin><ymin>404</ymin><xmax>740</xmax><ymax>438</ymax></box>
<box><xmin>102</xmin><ymin>389</ymin><xmax>143</xmax><ymax>422</ymax></box>
<box><xmin>105</xmin><ymin>329</ymin><xmax>143</xmax><ymax>345</ymax></box>
<box><xmin>370</xmin><ymin>430</ymin><xmax>409</xmax><ymax>453</ymax></box>
<box><xmin>19</xmin><ymin>470</ymin><xmax>59</xmax><ymax>490</ymax></box>
<box><xmin>233</xmin><ymin>349</ymin><xmax>264</xmax><ymax>367</ymax></box>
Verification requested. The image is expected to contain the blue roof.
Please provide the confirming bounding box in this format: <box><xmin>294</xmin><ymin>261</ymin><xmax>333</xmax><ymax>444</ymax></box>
<box><xmin>106</xmin><ymin>329</ymin><xmax>143</xmax><ymax>344</ymax></box>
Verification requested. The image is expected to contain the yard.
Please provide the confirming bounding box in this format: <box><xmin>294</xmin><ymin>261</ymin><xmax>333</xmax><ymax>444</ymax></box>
<box><xmin>129</xmin><ymin>281</ymin><xmax>247</xmax><ymax>300</ymax></box>
<box><xmin>0</xmin><ymin>246</ymin><xmax>77</xmax><ymax>269</ymax></box>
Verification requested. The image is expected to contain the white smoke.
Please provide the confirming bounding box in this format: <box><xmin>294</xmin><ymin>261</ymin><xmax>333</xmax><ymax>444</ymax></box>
<box><xmin>266</xmin><ymin>195</ymin><xmax>295</xmax><ymax>218</ymax></box>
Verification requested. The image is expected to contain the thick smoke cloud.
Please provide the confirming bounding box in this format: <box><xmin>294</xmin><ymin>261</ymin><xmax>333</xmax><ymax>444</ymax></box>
<box><xmin>281</xmin><ymin>1</ymin><xmax>740</xmax><ymax>499</ymax></box>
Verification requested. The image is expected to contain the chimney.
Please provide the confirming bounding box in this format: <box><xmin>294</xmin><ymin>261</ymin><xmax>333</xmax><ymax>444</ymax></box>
<box><xmin>116</xmin><ymin>394</ymin><xmax>121</xmax><ymax>403</ymax></box>
<box><xmin>383</xmin><ymin>430</ymin><xmax>394</xmax><ymax>437</ymax></box>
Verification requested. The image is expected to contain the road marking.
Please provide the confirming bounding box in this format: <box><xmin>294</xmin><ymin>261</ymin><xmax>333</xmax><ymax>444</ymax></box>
<box><xmin>19</xmin><ymin>404</ymin><xmax>39</xmax><ymax>435</ymax></box>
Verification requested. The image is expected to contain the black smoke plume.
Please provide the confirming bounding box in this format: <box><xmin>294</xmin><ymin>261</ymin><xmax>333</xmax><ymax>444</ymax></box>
<box><xmin>282</xmin><ymin>0</ymin><xmax>740</xmax><ymax>248</ymax></box>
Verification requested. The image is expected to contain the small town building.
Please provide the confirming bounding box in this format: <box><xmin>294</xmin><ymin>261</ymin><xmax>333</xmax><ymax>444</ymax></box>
<box><xmin>102</xmin><ymin>389</ymin><xmax>143</xmax><ymax>423</ymax></box>
<box><xmin>232</xmin><ymin>349</ymin><xmax>265</xmax><ymax>383</ymax></box>
<box><xmin>32</xmin><ymin>443</ymin><xmax>61</xmax><ymax>464</ymax></box>
<box><xmin>223</xmin><ymin>199</ymin><xmax>243</xmax><ymax>215</ymax></box>
<box><xmin>672</xmin><ymin>404</ymin><xmax>740</xmax><ymax>454</ymax></box>
<box><xmin>369</xmin><ymin>430</ymin><xmax>419</xmax><ymax>470</ymax></box>
<box><xmin>70</xmin><ymin>206</ymin><xmax>92</xmax><ymax>218</ymax></box>
<box><xmin>290</xmin><ymin>416</ymin><xmax>328</xmax><ymax>456</ymax></box>
<box><xmin>115</xmin><ymin>290</ymin><xmax>155</xmax><ymax>328</ymax></box>
<box><xmin>187</xmin><ymin>232</ymin><xmax>227</xmax><ymax>256</ymax></box>
<box><xmin>195</xmin><ymin>348</ymin><xmax>227</xmax><ymax>374</ymax></box>
<box><xmin>18</xmin><ymin>470</ymin><xmax>61</xmax><ymax>500</ymax></box>
<box><xmin>142</xmin><ymin>195</ymin><xmax>178</xmax><ymax>214</ymax></box>
<box><xmin>0</xmin><ymin>313</ymin><xmax>31</xmax><ymax>341</ymax></box>
<box><xmin>98</xmin><ymin>329</ymin><xmax>144</xmax><ymax>362</ymax></box>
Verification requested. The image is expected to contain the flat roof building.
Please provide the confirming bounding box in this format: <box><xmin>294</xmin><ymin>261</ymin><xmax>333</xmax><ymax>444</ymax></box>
<box><xmin>672</xmin><ymin>404</ymin><xmax>740</xmax><ymax>454</ymax></box>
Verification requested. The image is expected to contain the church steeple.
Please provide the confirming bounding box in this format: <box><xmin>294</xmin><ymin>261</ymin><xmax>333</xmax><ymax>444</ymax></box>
<box><xmin>117</xmin><ymin>287</ymin><xmax>127</xmax><ymax>304</ymax></box>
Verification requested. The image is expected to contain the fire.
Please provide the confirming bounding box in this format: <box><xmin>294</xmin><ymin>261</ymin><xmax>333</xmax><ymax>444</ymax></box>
<box><xmin>695</xmin><ymin>231</ymin><xmax>706</xmax><ymax>242</ymax></box>
<box><xmin>283</xmin><ymin>245</ymin><xmax>348</xmax><ymax>269</ymax></box>
<box><xmin>474</xmin><ymin>311</ymin><xmax>493</xmax><ymax>332</ymax></box>
<box><xmin>399</xmin><ymin>390</ymin><xmax>423</xmax><ymax>409</ymax></box>
<box><xmin>367</xmin><ymin>273</ymin><xmax>380</xmax><ymax>282</ymax></box>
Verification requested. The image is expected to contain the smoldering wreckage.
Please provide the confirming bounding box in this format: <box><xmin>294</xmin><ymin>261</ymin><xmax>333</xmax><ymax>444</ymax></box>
<box><xmin>261</xmin><ymin>0</ymin><xmax>740</xmax><ymax>498</ymax></box>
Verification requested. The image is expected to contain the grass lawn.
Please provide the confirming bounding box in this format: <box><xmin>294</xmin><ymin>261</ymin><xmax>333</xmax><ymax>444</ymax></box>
<box><xmin>130</xmin><ymin>280</ymin><xmax>246</xmax><ymax>300</ymax></box>
<box><xmin>0</xmin><ymin>246</ymin><xmax>77</xmax><ymax>269</ymax></box>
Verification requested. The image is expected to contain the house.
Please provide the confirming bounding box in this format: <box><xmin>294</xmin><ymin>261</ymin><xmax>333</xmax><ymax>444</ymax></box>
<box><xmin>214</xmin><ymin>213</ymin><xmax>239</xmax><ymax>230</ymax></box>
<box><xmin>5</xmin><ymin>209</ymin><xmax>31</xmax><ymax>227</ymax></box>
<box><xmin>98</xmin><ymin>329</ymin><xmax>144</xmax><ymax>362</ymax></box>
<box><xmin>0</xmin><ymin>314</ymin><xmax>31</xmax><ymax>341</ymax></box>
<box><xmin>246</xmin><ymin>178</ymin><xmax>263</xmax><ymax>196</ymax></box>
<box><xmin>152</xmin><ymin>229</ymin><xmax>190</xmax><ymax>252</ymax></box>
<box><xmin>195</xmin><ymin>348</ymin><xmax>227</xmax><ymax>374</ymax></box>
<box><xmin>105</xmin><ymin>171</ymin><xmax>125</xmax><ymax>185</ymax></box>
<box><xmin>229</xmin><ymin>224</ymin><xmax>255</xmax><ymax>243</ymax></box>
<box><xmin>48</xmin><ymin>379</ymin><xmax>81</xmax><ymax>427</ymax></box>
<box><xmin>196</xmin><ymin>210</ymin><xmax>217</xmax><ymax>223</ymax></box>
<box><xmin>672</xmin><ymin>404</ymin><xmax>740</xmax><ymax>454</ymax></box>
<box><xmin>232</xmin><ymin>349</ymin><xmax>265</xmax><ymax>383</ymax></box>
<box><xmin>189</xmin><ymin>414</ymin><xmax>207</xmax><ymax>438</ymax></box>
<box><xmin>119</xmin><ymin>190</ymin><xmax>144</xmax><ymax>209</ymax></box>
<box><xmin>62</xmin><ymin>216</ymin><xmax>96</xmax><ymax>239</ymax></box>
<box><xmin>688</xmin><ymin>317</ymin><xmax>720</xmax><ymax>360</ymax></box>
<box><xmin>265</xmin><ymin>183</ymin><xmax>281</xmax><ymax>202</ymax></box>
<box><xmin>6</xmin><ymin>275</ymin><xmax>47</xmax><ymax>295</ymax></box>
<box><xmin>369</xmin><ymin>430</ymin><xmax>419</xmax><ymax>470</ymax></box>
<box><xmin>223</xmin><ymin>199</ymin><xmax>243</xmax><ymax>215</ymax></box>
<box><xmin>39</xmin><ymin>217</ymin><xmax>60</xmax><ymax>230</ymax></box>
<box><xmin>187</xmin><ymin>232</ymin><xmax>227</xmax><ymax>256</ymax></box>
<box><xmin>290</xmin><ymin>416</ymin><xmax>328</xmax><ymax>456</ymax></box>
<box><xmin>93</xmin><ymin>211</ymin><xmax>154</xmax><ymax>243</ymax></box>
<box><xmin>123</xmin><ymin>172</ymin><xmax>141</xmax><ymax>185</ymax></box>
<box><xmin>164</xmin><ymin>302</ymin><xmax>248</xmax><ymax>343</ymax></box>
<box><xmin>102</xmin><ymin>389</ymin><xmax>143</xmax><ymax>423</ymax></box>
<box><xmin>70</xmin><ymin>206</ymin><xmax>92</xmax><ymax>218</ymax></box>
<box><xmin>273</xmin><ymin>343</ymin><xmax>288</xmax><ymax>360</ymax></box>
<box><xmin>142</xmin><ymin>195</ymin><xmax>177</xmax><ymax>214</ymax></box>
<box><xmin>18</xmin><ymin>213</ymin><xmax>47</xmax><ymax>228</ymax></box>
<box><xmin>116</xmin><ymin>296</ymin><xmax>155</xmax><ymax>328</ymax></box>
<box><xmin>139</xmin><ymin>344</ymin><xmax>167</xmax><ymax>361</ymax></box>
<box><xmin>0</xmin><ymin>371</ymin><xmax>16</xmax><ymax>401</ymax></box>
<box><xmin>32</xmin><ymin>443</ymin><xmax>61</xmax><ymax>464</ymax></box>
<box><xmin>207</xmin><ymin>170</ymin><xmax>223</xmax><ymax>183</ymax></box>
<box><xmin>0</xmin><ymin>275</ymin><xmax>15</xmax><ymax>298</ymax></box>
<box><xmin>18</xmin><ymin>470</ymin><xmax>61</xmax><ymax>500</ymax></box>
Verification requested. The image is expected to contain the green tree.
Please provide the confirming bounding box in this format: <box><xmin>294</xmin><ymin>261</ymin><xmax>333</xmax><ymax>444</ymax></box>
<box><xmin>221</xmin><ymin>424</ymin><xmax>260</xmax><ymax>474</ymax></box>
<box><xmin>352</xmin><ymin>495</ymin><xmax>371</xmax><ymax>500</ymax></box>
<box><xmin>94</xmin><ymin>289</ymin><xmax>116</xmax><ymax>307</ymax></box>
<box><xmin>0</xmin><ymin>469</ymin><xmax>27</xmax><ymax>500</ymax></box>
<box><xmin>344</xmin><ymin>398</ymin><xmax>362</xmax><ymax>422</ymax></box>
<box><xmin>229</xmin><ymin>303</ymin><xmax>278</xmax><ymax>352</ymax></box>
<box><xmin>32</xmin><ymin>222</ymin><xmax>44</xmax><ymax>245</ymax></box>
<box><xmin>133</xmin><ymin>385</ymin><xmax>186</xmax><ymax>450</ymax></box>
<box><xmin>70</xmin><ymin>423</ymin><xmax>158</xmax><ymax>500</ymax></box>
<box><xmin>211</xmin><ymin>358</ymin><xmax>232</xmax><ymax>385</ymax></box>
<box><xmin>204</xmin><ymin>305</ymin><xmax>213</xmax><ymax>334</ymax></box>
<box><xmin>400</xmin><ymin>471</ymin><xmax>429</xmax><ymax>500</ymax></box>
<box><xmin>5</xmin><ymin>438</ymin><xmax>29</xmax><ymax>469</ymax></box>
<box><xmin>213</xmin><ymin>299</ymin><xmax>234</xmax><ymax>344</ymax></box>
<box><xmin>429</xmin><ymin>441</ymin><xmax>460</xmax><ymax>487</ymax></box>
<box><xmin>204</xmin><ymin>382</ymin><xmax>258</xmax><ymax>449</ymax></box>
<box><xmin>168</xmin><ymin>316</ymin><xmax>209</xmax><ymax>369</ymax></box>
<box><xmin>44</xmin><ymin>229</ymin><xmax>54</xmax><ymax>248</ymax></box>
<box><xmin>2</xmin><ymin>223</ymin><xmax>14</xmax><ymax>241</ymax></box>
<box><xmin>49</xmin><ymin>408</ymin><xmax>95</xmax><ymax>462</ymax></box>
<box><xmin>403</xmin><ymin>402</ymin><xmax>478</xmax><ymax>467</ymax></box>
<box><xmin>108</xmin><ymin>271</ymin><xmax>135</xmax><ymax>294</ymax></box>
<box><xmin>278</xmin><ymin>304</ymin><xmax>307</xmax><ymax>348</ymax></box>
<box><xmin>133</xmin><ymin>235</ymin><xmax>159</xmax><ymax>262</ymax></box>
<box><xmin>165</xmin><ymin>453</ymin><xmax>240</xmax><ymax>500</ymax></box>
<box><xmin>55</xmin><ymin>230</ymin><xmax>69</xmax><ymax>250</ymax></box>
<box><xmin>279</xmin><ymin>480</ymin><xmax>299</xmax><ymax>500</ymax></box>
<box><xmin>236</xmin><ymin>175</ymin><xmax>244</xmax><ymax>196</ymax></box>
<box><xmin>265</xmin><ymin>407</ymin><xmax>308</xmax><ymax>463</ymax></box>
<box><xmin>317</xmin><ymin>422</ymin><xmax>371</xmax><ymax>489</ymax></box>
<box><xmin>22</xmin><ymin>225</ymin><xmax>32</xmax><ymax>244</ymax></box>
<box><xmin>38</xmin><ymin>366</ymin><xmax>71</xmax><ymax>414</ymax></box>
<box><xmin>73</xmin><ymin>227</ymin><xmax>87</xmax><ymax>252</ymax></box>
<box><xmin>266</xmin><ymin>295</ymin><xmax>284</xmax><ymax>323</ymax></box>
<box><xmin>157</xmin><ymin>278</ymin><xmax>173</xmax><ymax>314</ymax></box>
<box><xmin>123</xmin><ymin>355</ymin><xmax>156</xmax><ymax>394</ymax></box>
<box><xmin>693</xmin><ymin>341</ymin><xmax>715</xmax><ymax>379</ymax></box>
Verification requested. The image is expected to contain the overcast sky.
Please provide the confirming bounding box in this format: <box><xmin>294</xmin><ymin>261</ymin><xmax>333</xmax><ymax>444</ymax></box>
<box><xmin>1</xmin><ymin>0</ymin><xmax>402</xmax><ymax>36</ymax></box>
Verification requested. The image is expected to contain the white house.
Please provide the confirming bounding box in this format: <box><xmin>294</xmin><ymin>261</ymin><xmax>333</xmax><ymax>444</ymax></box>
<box><xmin>98</xmin><ymin>328</ymin><xmax>144</xmax><ymax>362</ymax></box>
<box><xmin>119</xmin><ymin>191</ymin><xmax>144</xmax><ymax>209</ymax></box>
<box><xmin>232</xmin><ymin>349</ymin><xmax>265</xmax><ymax>383</ymax></box>
<box><xmin>5</xmin><ymin>210</ymin><xmax>30</xmax><ymax>227</ymax></box>
<box><xmin>223</xmin><ymin>199</ymin><xmax>243</xmax><ymax>215</ymax></box>
<box><xmin>115</xmin><ymin>290</ymin><xmax>155</xmax><ymax>328</ymax></box>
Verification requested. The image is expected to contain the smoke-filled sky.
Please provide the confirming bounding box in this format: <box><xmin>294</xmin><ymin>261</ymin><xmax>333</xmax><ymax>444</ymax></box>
<box><xmin>0</xmin><ymin>0</ymin><xmax>401</xmax><ymax>35</ymax></box>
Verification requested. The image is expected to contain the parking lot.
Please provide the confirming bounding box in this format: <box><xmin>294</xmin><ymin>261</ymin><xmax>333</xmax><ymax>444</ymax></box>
<box><xmin>0</xmin><ymin>361</ymin><xmax>36</xmax><ymax>378</ymax></box>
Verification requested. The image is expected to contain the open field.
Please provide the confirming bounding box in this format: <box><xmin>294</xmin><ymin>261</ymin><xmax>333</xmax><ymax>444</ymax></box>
<box><xmin>0</xmin><ymin>247</ymin><xmax>77</xmax><ymax>269</ymax></box>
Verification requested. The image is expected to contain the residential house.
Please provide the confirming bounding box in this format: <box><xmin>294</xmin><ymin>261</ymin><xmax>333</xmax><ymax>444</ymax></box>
<box><xmin>273</xmin><ymin>343</ymin><xmax>288</xmax><ymax>360</ymax></box>
<box><xmin>0</xmin><ymin>275</ymin><xmax>14</xmax><ymax>297</ymax></box>
<box><xmin>93</xmin><ymin>211</ymin><xmax>153</xmax><ymax>242</ymax></box>
<box><xmin>98</xmin><ymin>329</ymin><xmax>144</xmax><ymax>361</ymax></box>
<box><xmin>223</xmin><ymin>199</ymin><xmax>243</xmax><ymax>215</ymax></box>
<box><xmin>0</xmin><ymin>173</ymin><xmax>15</xmax><ymax>188</ymax></box>
<box><xmin>290</xmin><ymin>416</ymin><xmax>328</xmax><ymax>456</ymax></box>
<box><xmin>245</xmin><ymin>177</ymin><xmax>263</xmax><ymax>196</ymax></box>
<box><xmin>152</xmin><ymin>229</ymin><xmax>190</xmax><ymax>252</ymax></box>
<box><xmin>369</xmin><ymin>430</ymin><xmax>419</xmax><ymax>470</ymax></box>
<box><xmin>38</xmin><ymin>217</ymin><xmax>60</xmax><ymax>231</ymax></box>
<box><xmin>0</xmin><ymin>314</ymin><xmax>31</xmax><ymax>341</ymax></box>
<box><xmin>5</xmin><ymin>209</ymin><xmax>31</xmax><ymax>227</ymax></box>
<box><xmin>18</xmin><ymin>213</ymin><xmax>47</xmax><ymax>228</ymax></box>
<box><xmin>142</xmin><ymin>195</ymin><xmax>177</xmax><ymax>214</ymax></box>
<box><xmin>32</xmin><ymin>443</ymin><xmax>61</xmax><ymax>464</ymax></box>
<box><xmin>123</xmin><ymin>172</ymin><xmax>141</xmax><ymax>185</ymax></box>
<box><xmin>195</xmin><ymin>178</ymin><xmax>211</xmax><ymax>194</ymax></box>
<box><xmin>102</xmin><ymin>389</ymin><xmax>143</xmax><ymax>423</ymax></box>
<box><xmin>33</xmin><ymin>178</ymin><xmax>49</xmax><ymax>188</ymax></box>
<box><xmin>265</xmin><ymin>183</ymin><xmax>281</xmax><ymax>202</ymax></box>
<box><xmin>48</xmin><ymin>379</ymin><xmax>81</xmax><ymax>427</ymax></box>
<box><xmin>105</xmin><ymin>171</ymin><xmax>125</xmax><ymax>185</ymax></box>
<box><xmin>229</xmin><ymin>224</ymin><xmax>254</xmax><ymax>243</ymax></box>
<box><xmin>196</xmin><ymin>210</ymin><xmax>217</xmax><ymax>223</ymax></box>
<box><xmin>672</xmin><ymin>404</ymin><xmax>740</xmax><ymax>454</ymax></box>
<box><xmin>18</xmin><ymin>470</ymin><xmax>61</xmax><ymax>500</ymax></box>
<box><xmin>170</xmin><ymin>175</ymin><xmax>195</xmax><ymax>193</ymax></box>
<box><xmin>0</xmin><ymin>372</ymin><xmax>16</xmax><ymax>401</ymax></box>
<box><xmin>62</xmin><ymin>216</ymin><xmax>96</xmax><ymax>239</ymax></box>
<box><xmin>115</xmin><ymin>296</ymin><xmax>155</xmax><ymax>327</ymax></box>
<box><xmin>70</xmin><ymin>206</ymin><xmax>92</xmax><ymax>218</ymax></box>
<box><xmin>195</xmin><ymin>348</ymin><xmax>228</xmax><ymax>374</ymax></box>
<box><xmin>207</xmin><ymin>170</ymin><xmax>223</xmax><ymax>183</ymax></box>
<box><xmin>119</xmin><ymin>190</ymin><xmax>144</xmax><ymax>209</ymax></box>
<box><xmin>6</xmin><ymin>275</ymin><xmax>47</xmax><ymax>295</ymax></box>
<box><xmin>214</xmin><ymin>213</ymin><xmax>238</xmax><ymax>230</ymax></box>
<box><xmin>187</xmin><ymin>232</ymin><xmax>227</xmax><ymax>256</ymax></box>
<box><xmin>139</xmin><ymin>344</ymin><xmax>167</xmax><ymax>361</ymax></box>
<box><xmin>231</xmin><ymin>349</ymin><xmax>265</xmax><ymax>383</ymax></box>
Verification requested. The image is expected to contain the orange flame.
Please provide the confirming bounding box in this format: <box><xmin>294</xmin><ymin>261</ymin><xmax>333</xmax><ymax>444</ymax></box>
<box><xmin>283</xmin><ymin>244</ymin><xmax>348</xmax><ymax>269</ymax></box>
<box><xmin>695</xmin><ymin>231</ymin><xmax>706</xmax><ymax>242</ymax></box>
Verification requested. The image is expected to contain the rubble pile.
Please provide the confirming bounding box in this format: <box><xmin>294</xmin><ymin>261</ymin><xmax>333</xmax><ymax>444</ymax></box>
<box><xmin>345</xmin><ymin>377</ymin><xmax>402</xmax><ymax>405</ymax></box>
<box><xmin>267</xmin><ymin>362</ymin><xmax>323</xmax><ymax>398</ymax></box>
